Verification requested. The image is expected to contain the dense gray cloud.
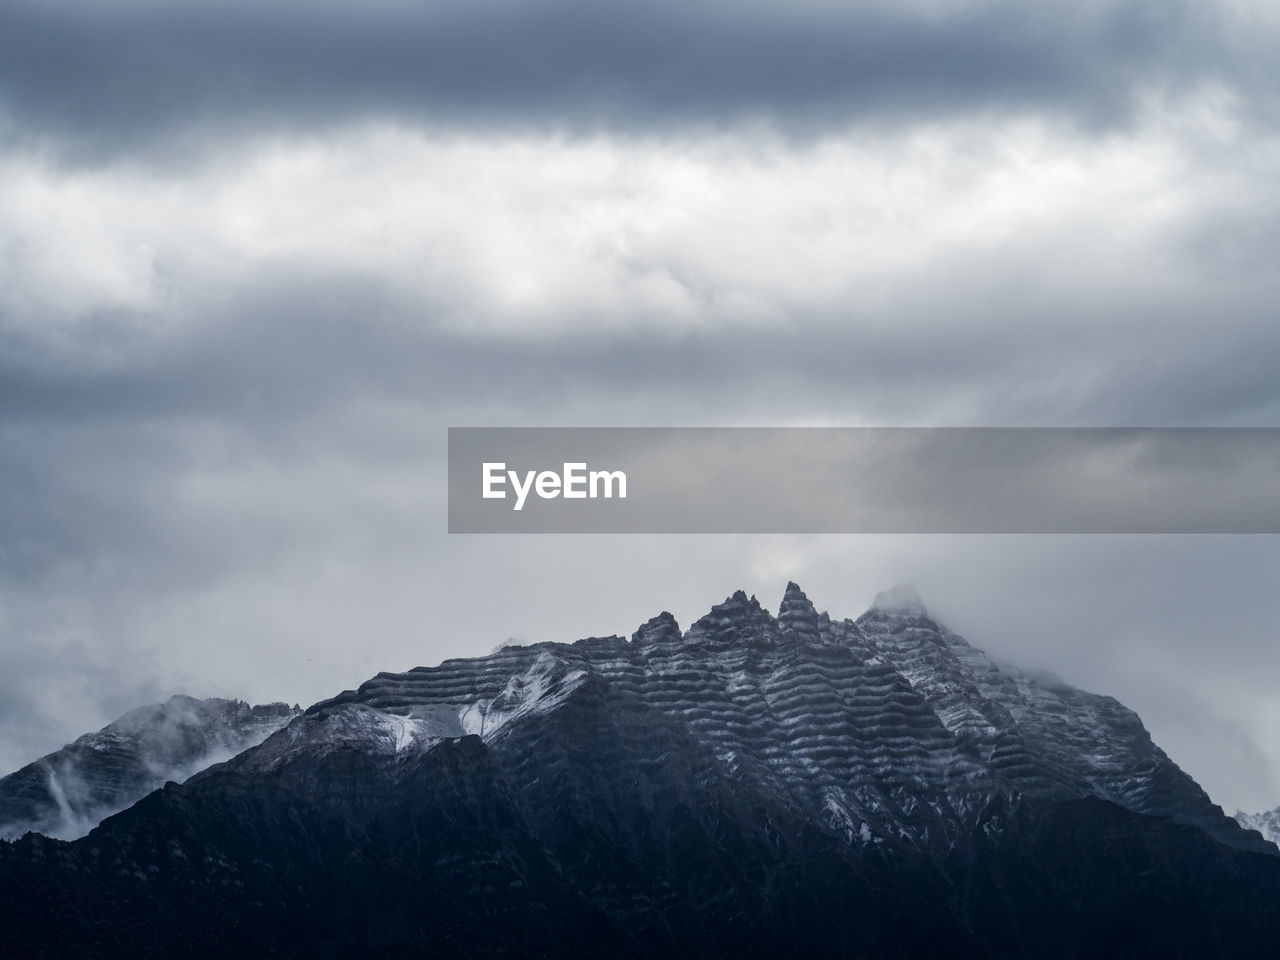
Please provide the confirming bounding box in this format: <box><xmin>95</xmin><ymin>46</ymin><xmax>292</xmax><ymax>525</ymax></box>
<box><xmin>2</xmin><ymin>0</ymin><xmax>1280</xmax><ymax>818</ymax></box>
<box><xmin>1</xmin><ymin>0</ymin><xmax>1274</xmax><ymax>161</ymax></box>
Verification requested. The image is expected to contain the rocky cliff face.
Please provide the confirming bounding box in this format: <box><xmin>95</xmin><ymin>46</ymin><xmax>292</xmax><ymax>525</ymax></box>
<box><xmin>0</xmin><ymin>695</ymin><xmax>299</xmax><ymax>840</ymax></box>
<box><xmin>1</xmin><ymin>585</ymin><xmax>1277</xmax><ymax>958</ymax></box>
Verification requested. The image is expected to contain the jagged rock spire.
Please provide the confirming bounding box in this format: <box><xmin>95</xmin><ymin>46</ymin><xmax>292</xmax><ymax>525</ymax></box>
<box><xmin>777</xmin><ymin>581</ymin><xmax>821</xmax><ymax>643</ymax></box>
<box><xmin>686</xmin><ymin>589</ymin><xmax>775</xmax><ymax>649</ymax></box>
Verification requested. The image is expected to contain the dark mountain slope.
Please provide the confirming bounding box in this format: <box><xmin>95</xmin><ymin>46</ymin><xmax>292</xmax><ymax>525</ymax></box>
<box><xmin>1</xmin><ymin>584</ymin><xmax>1277</xmax><ymax>958</ymax></box>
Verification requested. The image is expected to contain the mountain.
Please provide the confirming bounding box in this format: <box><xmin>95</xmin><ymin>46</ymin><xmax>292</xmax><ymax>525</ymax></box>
<box><xmin>2</xmin><ymin>584</ymin><xmax>1279</xmax><ymax>958</ymax></box>
<box><xmin>0</xmin><ymin>695</ymin><xmax>299</xmax><ymax>841</ymax></box>
<box><xmin>1236</xmin><ymin>806</ymin><xmax>1280</xmax><ymax>849</ymax></box>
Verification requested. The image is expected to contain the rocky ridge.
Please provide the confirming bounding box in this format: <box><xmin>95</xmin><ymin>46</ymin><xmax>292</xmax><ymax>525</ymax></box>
<box><xmin>0</xmin><ymin>695</ymin><xmax>299</xmax><ymax>840</ymax></box>
<box><xmin>2</xmin><ymin>584</ymin><xmax>1278</xmax><ymax>958</ymax></box>
<box><xmin>280</xmin><ymin>581</ymin><xmax>1262</xmax><ymax>854</ymax></box>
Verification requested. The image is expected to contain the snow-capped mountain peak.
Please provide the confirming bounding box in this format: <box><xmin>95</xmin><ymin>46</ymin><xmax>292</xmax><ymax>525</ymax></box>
<box><xmin>213</xmin><ymin>582</ymin><xmax>1266</xmax><ymax>855</ymax></box>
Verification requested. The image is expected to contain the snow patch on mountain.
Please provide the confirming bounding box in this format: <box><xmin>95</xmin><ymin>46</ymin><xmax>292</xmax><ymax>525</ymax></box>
<box><xmin>460</xmin><ymin>652</ymin><xmax>588</xmax><ymax>740</ymax></box>
<box><xmin>236</xmin><ymin>651</ymin><xmax>591</xmax><ymax>772</ymax></box>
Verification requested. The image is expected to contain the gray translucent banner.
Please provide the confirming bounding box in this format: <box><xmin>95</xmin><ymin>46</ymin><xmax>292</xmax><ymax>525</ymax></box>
<box><xmin>447</xmin><ymin>427</ymin><xmax>1280</xmax><ymax>533</ymax></box>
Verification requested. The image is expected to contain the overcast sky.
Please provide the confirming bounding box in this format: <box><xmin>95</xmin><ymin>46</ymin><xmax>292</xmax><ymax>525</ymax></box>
<box><xmin>2</xmin><ymin>0</ymin><xmax>1279</xmax><ymax>813</ymax></box>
